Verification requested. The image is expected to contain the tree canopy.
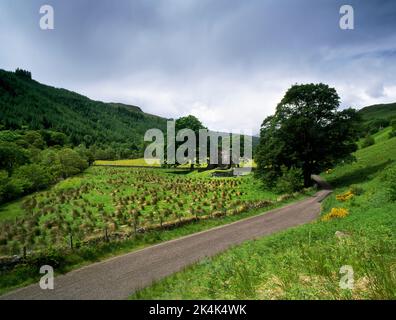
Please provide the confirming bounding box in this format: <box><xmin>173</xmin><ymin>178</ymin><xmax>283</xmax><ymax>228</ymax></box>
<box><xmin>255</xmin><ymin>83</ymin><xmax>361</xmax><ymax>187</ymax></box>
<box><xmin>0</xmin><ymin>129</ymin><xmax>89</xmax><ymax>204</ymax></box>
<box><xmin>172</xmin><ymin>115</ymin><xmax>206</xmax><ymax>167</ymax></box>
<box><xmin>175</xmin><ymin>115</ymin><xmax>206</xmax><ymax>133</ymax></box>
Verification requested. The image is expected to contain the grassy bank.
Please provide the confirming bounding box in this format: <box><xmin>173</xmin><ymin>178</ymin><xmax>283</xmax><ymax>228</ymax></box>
<box><xmin>131</xmin><ymin>130</ymin><xmax>396</xmax><ymax>300</ymax></box>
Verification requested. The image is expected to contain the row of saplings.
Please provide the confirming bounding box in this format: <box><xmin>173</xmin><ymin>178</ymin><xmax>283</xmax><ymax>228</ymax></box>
<box><xmin>0</xmin><ymin>169</ymin><xmax>274</xmax><ymax>259</ymax></box>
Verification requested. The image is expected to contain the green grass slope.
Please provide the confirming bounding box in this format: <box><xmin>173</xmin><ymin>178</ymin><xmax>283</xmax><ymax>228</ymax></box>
<box><xmin>359</xmin><ymin>102</ymin><xmax>396</xmax><ymax>122</ymax></box>
<box><xmin>372</xmin><ymin>126</ymin><xmax>393</xmax><ymax>144</ymax></box>
<box><xmin>132</xmin><ymin>131</ymin><xmax>396</xmax><ymax>300</ymax></box>
<box><xmin>326</xmin><ymin>129</ymin><xmax>396</xmax><ymax>188</ymax></box>
<box><xmin>0</xmin><ymin>69</ymin><xmax>167</xmax><ymax>153</ymax></box>
<box><xmin>358</xmin><ymin>103</ymin><xmax>396</xmax><ymax>135</ymax></box>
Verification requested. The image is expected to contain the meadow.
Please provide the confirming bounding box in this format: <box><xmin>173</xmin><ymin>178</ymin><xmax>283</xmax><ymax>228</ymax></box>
<box><xmin>0</xmin><ymin>165</ymin><xmax>310</xmax><ymax>294</ymax></box>
<box><xmin>94</xmin><ymin>158</ymin><xmax>257</xmax><ymax>168</ymax></box>
<box><xmin>94</xmin><ymin>158</ymin><xmax>161</xmax><ymax>167</ymax></box>
<box><xmin>0</xmin><ymin>167</ymin><xmax>281</xmax><ymax>256</ymax></box>
<box><xmin>131</xmin><ymin>128</ymin><xmax>396</xmax><ymax>300</ymax></box>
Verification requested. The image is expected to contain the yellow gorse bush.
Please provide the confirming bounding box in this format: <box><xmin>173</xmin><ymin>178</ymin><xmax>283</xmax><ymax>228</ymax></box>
<box><xmin>336</xmin><ymin>190</ymin><xmax>354</xmax><ymax>202</ymax></box>
<box><xmin>321</xmin><ymin>207</ymin><xmax>349</xmax><ymax>222</ymax></box>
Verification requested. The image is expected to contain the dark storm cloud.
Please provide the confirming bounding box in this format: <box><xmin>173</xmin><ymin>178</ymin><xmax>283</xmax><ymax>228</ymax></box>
<box><xmin>1</xmin><ymin>0</ymin><xmax>396</xmax><ymax>131</ymax></box>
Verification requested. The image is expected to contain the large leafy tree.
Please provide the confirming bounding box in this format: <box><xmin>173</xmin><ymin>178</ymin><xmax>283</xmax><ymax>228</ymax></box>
<box><xmin>172</xmin><ymin>115</ymin><xmax>206</xmax><ymax>168</ymax></box>
<box><xmin>0</xmin><ymin>142</ymin><xmax>29</xmax><ymax>173</ymax></box>
<box><xmin>58</xmin><ymin>148</ymin><xmax>89</xmax><ymax>178</ymax></box>
<box><xmin>255</xmin><ymin>83</ymin><xmax>361</xmax><ymax>187</ymax></box>
<box><xmin>175</xmin><ymin>115</ymin><xmax>206</xmax><ymax>134</ymax></box>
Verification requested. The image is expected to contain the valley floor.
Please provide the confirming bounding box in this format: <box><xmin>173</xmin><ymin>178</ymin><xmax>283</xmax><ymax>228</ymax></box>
<box><xmin>2</xmin><ymin>130</ymin><xmax>395</xmax><ymax>300</ymax></box>
<box><xmin>2</xmin><ymin>189</ymin><xmax>327</xmax><ymax>300</ymax></box>
<box><xmin>0</xmin><ymin>166</ymin><xmax>308</xmax><ymax>295</ymax></box>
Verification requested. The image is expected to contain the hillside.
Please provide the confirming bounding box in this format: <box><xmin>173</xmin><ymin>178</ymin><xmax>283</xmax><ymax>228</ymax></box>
<box><xmin>0</xmin><ymin>69</ymin><xmax>167</xmax><ymax>156</ymax></box>
<box><xmin>358</xmin><ymin>103</ymin><xmax>396</xmax><ymax>135</ymax></box>
<box><xmin>358</xmin><ymin>102</ymin><xmax>396</xmax><ymax>121</ymax></box>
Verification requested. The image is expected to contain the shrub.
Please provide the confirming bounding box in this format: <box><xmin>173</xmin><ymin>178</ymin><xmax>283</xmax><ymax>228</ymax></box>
<box><xmin>24</xmin><ymin>131</ymin><xmax>45</xmax><ymax>149</ymax></box>
<box><xmin>13</xmin><ymin>164</ymin><xmax>52</xmax><ymax>192</ymax></box>
<box><xmin>389</xmin><ymin>120</ymin><xmax>396</xmax><ymax>139</ymax></box>
<box><xmin>361</xmin><ymin>134</ymin><xmax>375</xmax><ymax>148</ymax></box>
<box><xmin>58</xmin><ymin>148</ymin><xmax>89</xmax><ymax>178</ymax></box>
<box><xmin>350</xmin><ymin>184</ymin><xmax>364</xmax><ymax>196</ymax></box>
<box><xmin>336</xmin><ymin>190</ymin><xmax>354</xmax><ymax>202</ymax></box>
<box><xmin>274</xmin><ymin>166</ymin><xmax>304</xmax><ymax>194</ymax></box>
<box><xmin>0</xmin><ymin>141</ymin><xmax>29</xmax><ymax>173</ymax></box>
<box><xmin>321</xmin><ymin>208</ymin><xmax>349</xmax><ymax>222</ymax></box>
<box><xmin>383</xmin><ymin>166</ymin><xmax>396</xmax><ymax>202</ymax></box>
<box><xmin>26</xmin><ymin>249</ymin><xmax>67</xmax><ymax>269</ymax></box>
<box><xmin>5</xmin><ymin>177</ymin><xmax>25</xmax><ymax>198</ymax></box>
<box><xmin>392</xmin><ymin>119</ymin><xmax>396</xmax><ymax>131</ymax></box>
<box><xmin>0</xmin><ymin>170</ymin><xmax>9</xmax><ymax>202</ymax></box>
<box><xmin>365</xmin><ymin>118</ymin><xmax>390</xmax><ymax>135</ymax></box>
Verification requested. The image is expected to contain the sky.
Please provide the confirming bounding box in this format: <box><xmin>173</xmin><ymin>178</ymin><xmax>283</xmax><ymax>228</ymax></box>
<box><xmin>1</xmin><ymin>0</ymin><xmax>396</xmax><ymax>134</ymax></box>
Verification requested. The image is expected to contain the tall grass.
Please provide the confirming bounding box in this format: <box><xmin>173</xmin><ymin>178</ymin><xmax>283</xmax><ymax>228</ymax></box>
<box><xmin>132</xmin><ymin>129</ymin><xmax>396</xmax><ymax>300</ymax></box>
<box><xmin>0</xmin><ymin>167</ymin><xmax>307</xmax><ymax>296</ymax></box>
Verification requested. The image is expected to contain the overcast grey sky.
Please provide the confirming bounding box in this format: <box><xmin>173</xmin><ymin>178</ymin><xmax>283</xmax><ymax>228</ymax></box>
<box><xmin>1</xmin><ymin>0</ymin><xmax>396</xmax><ymax>133</ymax></box>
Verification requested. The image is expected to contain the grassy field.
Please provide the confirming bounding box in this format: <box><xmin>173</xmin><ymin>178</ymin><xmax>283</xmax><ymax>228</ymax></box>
<box><xmin>94</xmin><ymin>158</ymin><xmax>161</xmax><ymax>167</ymax></box>
<box><xmin>95</xmin><ymin>158</ymin><xmax>257</xmax><ymax>168</ymax></box>
<box><xmin>0</xmin><ymin>166</ymin><xmax>309</xmax><ymax>295</ymax></box>
<box><xmin>0</xmin><ymin>167</ymin><xmax>281</xmax><ymax>255</ymax></box>
<box><xmin>131</xmin><ymin>130</ymin><xmax>396</xmax><ymax>300</ymax></box>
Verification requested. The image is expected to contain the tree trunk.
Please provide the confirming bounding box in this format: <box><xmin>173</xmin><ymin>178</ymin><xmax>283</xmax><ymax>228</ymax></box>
<box><xmin>303</xmin><ymin>169</ymin><xmax>312</xmax><ymax>188</ymax></box>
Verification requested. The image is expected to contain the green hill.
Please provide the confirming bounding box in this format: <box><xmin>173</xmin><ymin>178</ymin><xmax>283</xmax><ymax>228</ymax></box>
<box><xmin>0</xmin><ymin>69</ymin><xmax>167</xmax><ymax>156</ymax></box>
<box><xmin>359</xmin><ymin>102</ymin><xmax>396</xmax><ymax>121</ymax></box>
<box><xmin>358</xmin><ymin>103</ymin><xmax>396</xmax><ymax>135</ymax></box>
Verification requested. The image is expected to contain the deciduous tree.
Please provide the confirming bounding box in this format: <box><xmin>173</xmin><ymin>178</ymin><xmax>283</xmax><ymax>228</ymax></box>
<box><xmin>255</xmin><ymin>83</ymin><xmax>361</xmax><ymax>187</ymax></box>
